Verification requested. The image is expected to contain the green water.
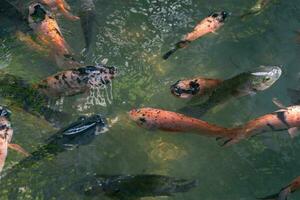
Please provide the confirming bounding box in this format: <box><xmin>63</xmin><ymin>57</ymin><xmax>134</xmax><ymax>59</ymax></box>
<box><xmin>1</xmin><ymin>0</ymin><xmax>300</xmax><ymax>199</ymax></box>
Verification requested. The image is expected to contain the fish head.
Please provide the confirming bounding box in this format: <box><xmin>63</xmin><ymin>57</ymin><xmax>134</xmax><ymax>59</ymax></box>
<box><xmin>249</xmin><ymin>65</ymin><xmax>282</xmax><ymax>91</ymax></box>
<box><xmin>28</xmin><ymin>3</ymin><xmax>48</xmax><ymax>24</ymax></box>
<box><xmin>0</xmin><ymin>106</ymin><xmax>11</xmax><ymax>119</ymax></box>
<box><xmin>210</xmin><ymin>11</ymin><xmax>230</xmax><ymax>22</ymax></box>
<box><xmin>170</xmin><ymin>80</ymin><xmax>200</xmax><ymax>99</ymax></box>
<box><xmin>81</xmin><ymin>65</ymin><xmax>117</xmax><ymax>86</ymax></box>
<box><xmin>129</xmin><ymin>108</ymin><xmax>158</xmax><ymax>130</ymax></box>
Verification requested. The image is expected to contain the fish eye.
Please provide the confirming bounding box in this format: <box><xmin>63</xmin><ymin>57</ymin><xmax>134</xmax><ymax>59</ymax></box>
<box><xmin>263</xmin><ymin>77</ymin><xmax>271</xmax><ymax>82</ymax></box>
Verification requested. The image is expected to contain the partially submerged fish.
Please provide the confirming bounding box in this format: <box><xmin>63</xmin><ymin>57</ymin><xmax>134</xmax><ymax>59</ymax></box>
<box><xmin>170</xmin><ymin>77</ymin><xmax>223</xmax><ymax>99</ymax></box>
<box><xmin>6</xmin><ymin>115</ymin><xmax>107</xmax><ymax>173</ymax></box>
<box><xmin>163</xmin><ymin>11</ymin><xmax>229</xmax><ymax>60</ymax></box>
<box><xmin>240</xmin><ymin>0</ymin><xmax>273</xmax><ymax>19</ymax></box>
<box><xmin>0</xmin><ymin>106</ymin><xmax>29</xmax><ymax>173</ymax></box>
<box><xmin>259</xmin><ymin>176</ymin><xmax>300</xmax><ymax>200</ymax></box>
<box><xmin>79</xmin><ymin>174</ymin><xmax>197</xmax><ymax>199</ymax></box>
<box><xmin>35</xmin><ymin>65</ymin><xmax>117</xmax><ymax>98</ymax></box>
<box><xmin>40</xmin><ymin>0</ymin><xmax>79</xmax><ymax>20</ymax></box>
<box><xmin>180</xmin><ymin>65</ymin><xmax>282</xmax><ymax>118</ymax></box>
<box><xmin>28</xmin><ymin>3</ymin><xmax>78</xmax><ymax>68</ymax></box>
<box><xmin>79</xmin><ymin>0</ymin><xmax>96</xmax><ymax>55</ymax></box>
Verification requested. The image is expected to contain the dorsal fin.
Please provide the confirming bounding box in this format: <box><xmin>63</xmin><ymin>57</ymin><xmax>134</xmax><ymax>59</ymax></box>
<box><xmin>272</xmin><ymin>98</ymin><xmax>287</xmax><ymax>110</ymax></box>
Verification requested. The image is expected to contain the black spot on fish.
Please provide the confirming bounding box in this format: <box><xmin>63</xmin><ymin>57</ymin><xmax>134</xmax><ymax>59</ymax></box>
<box><xmin>139</xmin><ymin>118</ymin><xmax>146</xmax><ymax>123</ymax></box>
<box><xmin>276</xmin><ymin>111</ymin><xmax>290</xmax><ymax>128</ymax></box>
<box><xmin>54</xmin><ymin>75</ymin><xmax>60</xmax><ymax>80</ymax></box>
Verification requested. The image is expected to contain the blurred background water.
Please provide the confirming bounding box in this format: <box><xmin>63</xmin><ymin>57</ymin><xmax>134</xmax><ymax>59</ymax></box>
<box><xmin>1</xmin><ymin>0</ymin><xmax>300</xmax><ymax>199</ymax></box>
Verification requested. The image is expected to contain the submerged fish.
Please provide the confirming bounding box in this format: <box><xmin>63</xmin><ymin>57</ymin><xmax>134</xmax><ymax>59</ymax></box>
<box><xmin>0</xmin><ymin>106</ymin><xmax>29</xmax><ymax>173</ymax></box>
<box><xmin>240</xmin><ymin>0</ymin><xmax>273</xmax><ymax>19</ymax></box>
<box><xmin>0</xmin><ymin>71</ymin><xmax>71</xmax><ymax>127</ymax></box>
<box><xmin>180</xmin><ymin>65</ymin><xmax>282</xmax><ymax>118</ymax></box>
<box><xmin>6</xmin><ymin>115</ymin><xmax>107</xmax><ymax>173</ymax></box>
<box><xmin>79</xmin><ymin>0</ymin><xmax>96</xmax><ymax>55</ymax></box>
<box><xmin>27</xmin><ymin>3</ymin><xmax>78</xmax><ymax>68</ymax></box>
<box><xmin>79</xmin><ymin>174</ymin><xmax>197</xmax><ymax>199</ymax></box>
<box><xmin>163</xmin><ymin>11</ymin><xmax>229</xmax><ymax>60</ymax></box>
<box><xmin>130</xmin><ymin>101</ymin><xmax>300</xmax><ymax>146</ymax></box>
<box><xmin>171</xmin><ymin>77</ymin><xmax>223</xmax><ymax>99</ymax></box>
<box><xmin>129</xmin><ymin>108</ymin><xmax>233</xmax><ymax>138</ymax></box>
<box><xmin>259</xmin><ymin>176</ymin><xmax>300</xmax><ymax>200</ymax></box>
<box><xmin>35</xmin><ymin>65</ymin><xmax>117</xmax><ymax>98</ymax></box>
<box><xmin>40</xmin><ymin>0</ymin><xmax>79</xmax><ymax>20</ymax></box>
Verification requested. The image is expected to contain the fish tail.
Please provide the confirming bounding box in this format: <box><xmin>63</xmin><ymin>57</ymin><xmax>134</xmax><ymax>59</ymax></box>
<box><xmin>163</xmin><ymin>40</ymin><xmax>190</xmax><ymax>60</ymax></box>
<box><xmin>258</xmin><ymin>187</ymin><xmax>291</xmax><ymax>200</ymax></box>
<box><xmin>216</xmin><ymin>127</ymin><xmax>246</xmax><ymax>147</ymax></box>
<box><xmin>173</xmin><ymin>180</ymin><xmax>198</xmax><ymax>193</ymax></box>
<box><xmin>287</xmin><ymin>88</ymin><xmax>300</xmax><ymax>105</ymax></box>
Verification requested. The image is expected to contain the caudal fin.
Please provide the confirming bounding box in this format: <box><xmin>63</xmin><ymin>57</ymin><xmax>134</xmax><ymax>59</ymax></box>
<box><xmin>163</xmin><ymin>40</ymin><xmax>190</xmax><ymax>60</ymax></box>
<box><xmin>258</xmin><ymin>187</ymin><xmax>291</xmax><ymax>200</ymax></box>
<box><xmin>216</xmin><ymin>128</ymin><xmax>246</xmax><ymax>147</ymax></box>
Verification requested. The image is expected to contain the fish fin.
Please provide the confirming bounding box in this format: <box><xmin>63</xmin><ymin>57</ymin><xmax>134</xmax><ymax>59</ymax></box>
<box><xmin>258</xmin><ymin>187</ymin><xmax>291</xmax><ymax>200</ymax></box>
<box><xmin>162</xmin><ymin>40</ymin><xmax>190</xmax><ymax>60</ymax></box>
<box><xmin>211</xmin><ymin>31</ymin><xmax>219</xmax><ymax>35</ymax></box>
<box><xmin>216</xmin><ymin>129</ymin><xmax>245</xmax><ymax>147</ymax></box>
<box><xmin>8</xmin><ymin>143</ymin><xmax>31</xmax><ymax>157</ymax></box>
<box><xmin>272</xmin><ymin>98</ymin><xmax>287</xmax><ymax>109</ymax></box>
<box><xmin>288</xmin><ymin>127</ymin><xmax>298</xmax><ymax>138</ymax></box>
<box><xmin>287</xmin><ymin>88</ymin><xmax>300</xmax><ymax>105</ymax></box>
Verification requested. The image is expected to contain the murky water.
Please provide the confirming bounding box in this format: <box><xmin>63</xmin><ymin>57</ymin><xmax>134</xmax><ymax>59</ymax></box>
<box><xmin>1</xmin><ymin>0</ymin><xmax>300</xmax><ymax>199</ymax></box>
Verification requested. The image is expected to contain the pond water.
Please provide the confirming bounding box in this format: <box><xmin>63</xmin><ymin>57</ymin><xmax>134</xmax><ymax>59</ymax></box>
<box><xmin>1</xmin><ymin>0</ymin><xmax>300</xmax><ymax>199</ymax></box>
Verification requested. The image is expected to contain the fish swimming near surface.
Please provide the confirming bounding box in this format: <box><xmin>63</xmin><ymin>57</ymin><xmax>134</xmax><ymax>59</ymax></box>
<box><xmin>163</xmin><ymin>11</ymin><xmax>229</xmax><ymax>60</ymax></box>
<box><xmin>129</xmin><ymin>108</ymin><xmax>234</xmax><ymax>138</ymax></box>
<box><xmin>0</xmin><ymin>106</ymin><xmax>29</xmax><ymax>173</ymax></box>
<box><xmin>130</xmin><ymin>100</ymin><xmax>300</xmax><ymax>146</ymax></box>
<box><xmin>40</xmin><ymin>0</ymin><xmax>79</xmax><ymax>21</ymax></box>
<box><xmin>259</xmin><ymin>176</ymin><xmax>300</xmax><ymax>200</ymax></box>
<box><xmin>240</xmin><ymin>0</ymin><xmax>273</xmax><ymax>19</ymax></box>
<box><xmin>27</xmin><ymin>3</ymin><xmax>79</xmax><ymax>68</ymax></box>
<box><xmin>179</xmin><ymin>65</ymin><xmax>282</xmax><ymax>118</ymax></box>
<box><xmin>77</xmin><ymin>174</ymin><xmax>198</xmax><ymax>199</ymax></box>
<box><xmin>79</xmin><ymin>0</ymin><xmax>97</xmax><ymax>56</ymax></box>
<box><xmin>4</xmin><ymin>115</ymin><xmax>107</xmax><ymax>175</ymax></box>
<box><xmin>35</xmin><ymin>65</ymin><xmax>117</xmax><ymax>98</ymax></box>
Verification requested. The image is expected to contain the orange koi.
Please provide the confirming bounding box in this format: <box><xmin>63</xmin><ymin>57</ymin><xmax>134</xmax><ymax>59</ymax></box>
<box><xmin>40</xmin><ymin>0</ymin><xmax>79</xmax><ymax>20</ymax></box>
<box><xmin>163</xmin><ymin>11</ymin><xmax>229</xmax><ymax>60</ymax></box>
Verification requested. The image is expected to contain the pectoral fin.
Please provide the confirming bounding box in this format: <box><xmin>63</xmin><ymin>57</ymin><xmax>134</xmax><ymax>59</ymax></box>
<box><xmin>272</xmin><ymin>98</ymin><xmax>287</xmax><ymax>110</ymax></box>
<box><xmin>8</xmin><ymin>143</ymin><xmax>30</xmax><ymax>157</ymax></box>
<box><xmin>288</xmin><ymin>127</ymin><xmax>299</xmax><ymax>138</ymax></box>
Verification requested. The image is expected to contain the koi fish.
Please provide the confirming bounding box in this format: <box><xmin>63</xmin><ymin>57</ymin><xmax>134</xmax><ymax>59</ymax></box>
<box><xmin>179</xmin><ymin>65</ymin><xmax>282</xmax><ymax>118</ymax></box>
<box><xmin>240</xmin><ymin>0</ymin><xmax>273</xmax><ymax>19</ymax></box>
<box><xmin>0</xmin><ymin>106</ymin><xmax>29</xmax><ymax>173</ymax></box>
<box><xmin>28</xmin><ymin>3</ymin><xmax>79</xmax><ymax>68</ymax></box>
<box><xmin>35</xmin><ymin>65</ymin><xmax>117</xmax><ymax>98</ymax></box>
<box><xmin>170</xmin><ymin>77</ymin><xmax>222</xmax><ymax>99</ymax></box>
<box><xmin>3</xmin><ymin>115</ymin><xmax>107</xmax><ymax>175</ymax></box>
<box><xmin>129</xmin><ymin>108</ymin><xmax>233</xmax><ymax>138</ymax></box>
<box><xmin>40</xmin><ymin>0</ymin><xmax>79</xmax><ymax>20</ymax></box>
<box><xmin>259</xmin><ymin>176</ymin><xmax>300</xmax><ymax>200</ymax></box>
<box><xmin>163</xmin><ymin>11</ymin><xmax>229</xmax><ymax>60</ymax></box>
<box><xmin>130</xmin><ymin>100</ymin><xmax>300</xmax><ymax>146</ymax></box>
<box><xmin>0</xmin><ymin>71</ymin><xmax>72</xmax><ymax>127</ymax></box>
<box><xmin>78</xmin><ymin>174</ymin><xmax>197</xmax><ymax>199</ymax></box>
<box><xmin>79</xmin><ymin>0</ymin><xmax>96</xmax><ymax>55</ymax></box>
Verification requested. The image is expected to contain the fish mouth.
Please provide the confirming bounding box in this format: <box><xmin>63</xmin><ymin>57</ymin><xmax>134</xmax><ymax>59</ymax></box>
<box><xmin>210</xmin><ymin>11</ymin><xmax>230</xmax><ymax>22</ymax></box>
<box><xmin>170</xmin><ymin>80</ymin><xmax>200</xmax><ymax>98</ymax></box>
<box><xmin>0</xmin><ymin>106</ymin><xmax>11</xmax><ymax>119</ymax></box>
<box><xmin>29</xmin><ymin>3</ymin><xmax>47</xmax><ymax>23</ymax></box>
